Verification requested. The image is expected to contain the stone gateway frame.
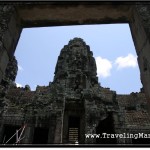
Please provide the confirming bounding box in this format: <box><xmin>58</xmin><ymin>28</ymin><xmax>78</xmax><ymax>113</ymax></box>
<box><xmin>1</xmin><ymin>2</ymin><xmax>150</xmax><ymax>145</ymax></box>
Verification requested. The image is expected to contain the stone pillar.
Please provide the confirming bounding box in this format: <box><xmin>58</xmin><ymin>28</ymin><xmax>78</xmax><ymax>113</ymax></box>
<box><xmin>47</xmin><ymin>119</ymin><xmax>56</xmax><ymax>144</ymax></box>
<box><xmin>54</xmin><ymin>112</ymin><xmax>63</xmax><ymax>144</ymax></box>
<box><xmin>134</xmin><ymin>3</ymin><xmax>150</xmax><ymax>113</ymax></box>
<box><xmin>129</xmin><ymin>3</ymin><xmax>150</xmax><ymax>113</ymax></box>
<box><xmin>0</xmin><ymin>5</ymin><xmax>22</xmax><ymax>83</ymax></box>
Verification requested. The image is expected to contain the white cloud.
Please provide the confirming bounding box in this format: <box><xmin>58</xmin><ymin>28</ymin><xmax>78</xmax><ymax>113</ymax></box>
<box><xmin>95</xmin><ymin>56</ymin><xmax>112</xmax><ymax>78</ymax></box>
<box><xmin>115</xmin><ymin>53</ymin><xmax>137</xmax><ymax>70</ymax></box>
<box><xmin>16</xmin><ymin>83</ymin><xmax>23</xmax><ymax>88</ymax></box>
<box><xmin>18</xmin><ymin>65</ymin><xmax>24</xmax><ymax>71</ymax></box>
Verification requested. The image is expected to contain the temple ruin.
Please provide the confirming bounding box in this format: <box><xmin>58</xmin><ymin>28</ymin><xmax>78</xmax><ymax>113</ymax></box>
<box><xmin>1</xmin><ymin>2</ymin><xmax>150</xmax><ymax>146</ymax></box>
<box><xmin>0</xmin><ymin>37</ymin><xmax>150</xmax><ymax>145</ymax></box>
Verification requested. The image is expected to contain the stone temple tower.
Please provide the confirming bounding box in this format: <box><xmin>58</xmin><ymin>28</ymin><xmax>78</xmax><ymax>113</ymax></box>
<box><xmin>54</xmin><ymin>37</ymin><xmax>100</xmax><ymax>143</ymax></box>
<box><xmin>54</xmin><ymin>37</ymin><xmax>98</xmax><ymax>97</ymax></box>
<box><xmin>53</xmin><ymin>37</ymin><xmax>117</xmax><ymax>144</ymax></box>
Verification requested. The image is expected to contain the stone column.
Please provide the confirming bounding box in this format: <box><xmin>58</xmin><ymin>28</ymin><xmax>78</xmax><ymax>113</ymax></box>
<box><xmin>47</xmin><ymin>119</ymin><xmax>56</xmax><ymax>144</ymax></box>
<box><xmin>135</xmin><ymin>3</ymin><xmax>150</xmax><ymax>113</ymax></box>
<box><xmin>54</xmin><ymin>112</ymin><xmax>63</xmax><ymax>144</ymax></box>
<box><xmin>129</xmin><ymin>3</ymin><xmax>150</xmax><ymax>113</ymax></box>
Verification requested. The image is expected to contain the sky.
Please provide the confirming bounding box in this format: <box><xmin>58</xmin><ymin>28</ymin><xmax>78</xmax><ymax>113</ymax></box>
<box><xmin>14</xmin><ymin>24</ymin><xmax>142</xmax><ymax>94</ymax></box>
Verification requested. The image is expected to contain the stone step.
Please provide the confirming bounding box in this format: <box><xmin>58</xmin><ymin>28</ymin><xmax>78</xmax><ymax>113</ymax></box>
<box><xmin>69</xmin><ymin>127</ymin><xmax>79</xmax><ymax>143</ymax></box>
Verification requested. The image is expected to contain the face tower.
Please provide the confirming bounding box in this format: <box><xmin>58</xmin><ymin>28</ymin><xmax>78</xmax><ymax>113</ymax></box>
<box><xmin>53</xmin><ymin>37</ymin><xmax>98</xmax><ymax>92</ymax></box>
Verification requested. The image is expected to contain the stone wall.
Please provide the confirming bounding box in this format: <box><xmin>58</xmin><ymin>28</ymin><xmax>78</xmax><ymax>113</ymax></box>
<box><xmin>116</xmin><ymin>92</ymin><xmax>150</xmax><ymax>144</ymax></box>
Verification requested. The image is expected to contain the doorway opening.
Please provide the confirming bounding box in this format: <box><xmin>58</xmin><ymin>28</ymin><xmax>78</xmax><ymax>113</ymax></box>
<box><xmin>96</xmin><ymin>113</ymin><xmax>117</xmax><ymax>144</ymax></box>
<box><xmin>33</xmin><ymin>127</ymin><xmax>49</xmax><ymax>144</ymax></box>
<box><xmin>68</xmin><ymin>116</ymin><xmax>80</xmax><ymax>144</ymax></box>
<box><xmin>2</xmin><ymin>125</ymin><xmax>20</xmax><ymax>144</ymax></box>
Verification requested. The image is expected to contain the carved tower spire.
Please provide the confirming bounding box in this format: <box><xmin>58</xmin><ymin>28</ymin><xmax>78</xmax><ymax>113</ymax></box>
<box><xmin>53</xmin><ymin>37</ymin><xmax>98</xmax><ymax>93</ymax></box>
